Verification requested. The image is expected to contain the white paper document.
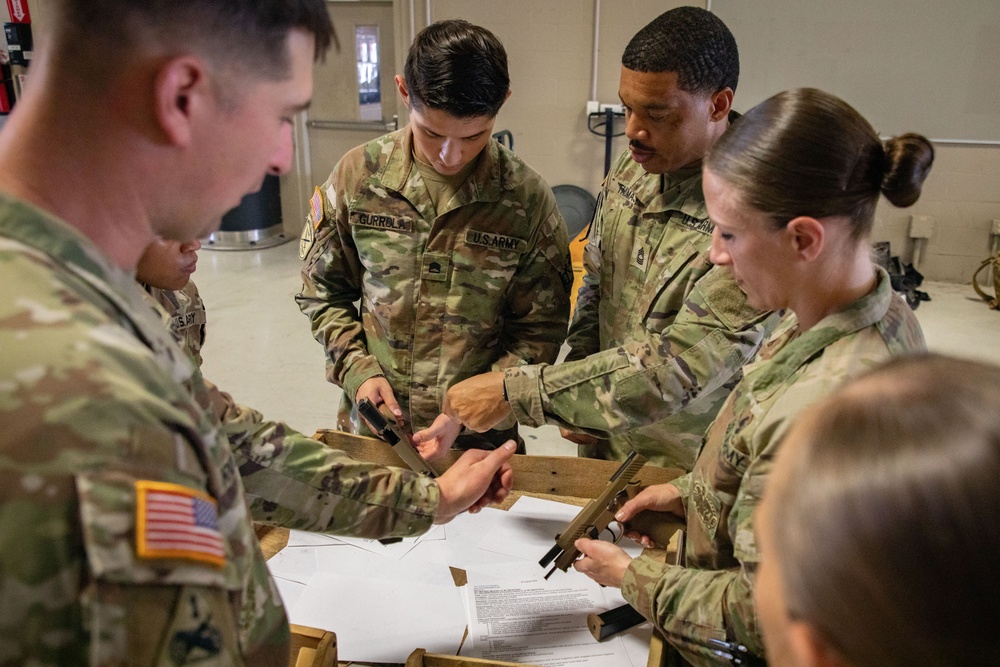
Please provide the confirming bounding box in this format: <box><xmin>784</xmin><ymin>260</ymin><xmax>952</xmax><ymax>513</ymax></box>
<box><xmin>290</xmin><ymin>570</ymin><xmax>467</xmax><ymax>662</ymax></box>
<box><xmin>463</xmin><ymin>562</ymin><xmax>636</xmax><ymax>667</ymax></box>
<box><xmin>404</xmin><ymin>506</ymin><xmax>524</xmax><ymax>570</ymax></box>
<box><xmin>285</xmin><ymin>524</ymin><xmax>444</xmax><ymax>559</ymax></box>
<box><xmin>477</xmin><ymin>496</ymin><xmax>582</xmax><ymax>561</ymax></box>
<box><xmin>478</xmin><ymin>495</ymin><xmax>647</xmax><ymax>566</ymax></box>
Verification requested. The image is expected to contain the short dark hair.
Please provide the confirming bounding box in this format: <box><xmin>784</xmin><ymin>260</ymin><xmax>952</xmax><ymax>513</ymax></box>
<box><xmin>706</xmin><ymin>88</ymin><xmax>935</xmax><ymax>238</ymax></box>
<box><xmin>404</xmin><ymin>20</ymin><xmax>509</xmax><ymax>118</ymax></box>
<box><xmin>53</xmin><ymin>0</ymin><xmax>335</xmax><ymax>83</ymax></box>
<box><xmin>622</xmin><ymin>7</ymin><xmax>739</xmax><ymax>95</ymax></box>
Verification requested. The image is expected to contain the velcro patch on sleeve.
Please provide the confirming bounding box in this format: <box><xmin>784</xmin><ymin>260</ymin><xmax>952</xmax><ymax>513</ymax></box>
<box><xmin>311</xmin><ymin>187</ymin><xmax>324</xmax><ymax>229</ymax></box>
<box><xmin>299</xmin><ymin>219</ymin><xmax>316</xmax><ymax>260</ymax></box>
<box><xmin>135</xmin><ymin>480</ymin><xmax>226</xmax><ymax>568</ymax></box>
<box><xmin>351</xmin><ymin>211</ymin><xmax>413</xmax><ymax>232</ymax></box>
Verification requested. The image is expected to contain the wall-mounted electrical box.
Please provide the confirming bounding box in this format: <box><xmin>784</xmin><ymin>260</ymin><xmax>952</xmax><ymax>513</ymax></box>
<box><xmin>3</xmin><ymin>22</ymin><xmax>32</xmax><ymax>67</ymax></box>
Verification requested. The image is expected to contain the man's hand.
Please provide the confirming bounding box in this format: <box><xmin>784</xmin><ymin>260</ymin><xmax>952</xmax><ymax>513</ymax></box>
<box><xmin>356</xmin><ymin>376</ymin><xmax>404</xmax><ymax>426</ymax></box>
<box><xmin>614</xmin><ymin>483</ymin><xmax>685</xmax><ymax>546</ymax></box>
<box><xmin>572</xmin><ymin>537</ymin><xmax>632</xmax><ymax>588</ymax></box>
<box><xmin>443</xmin><ymin>371</ymin><xmax>510</xmax><ymax>432</ymax></box>
<box><xmin>412</xmin><ymin>413</ymin><xmax>462</xmax><ymax>461</ymax></box>
<box><xmin>434</xmin><ymin>441</ymin><xmax>516</xmax><ymax>524</ymax></box>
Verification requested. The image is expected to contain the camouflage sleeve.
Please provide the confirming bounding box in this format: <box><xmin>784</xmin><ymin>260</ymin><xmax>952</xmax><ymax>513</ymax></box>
<box><xmin>562</xmin><ymin>186</ymin><xmax>606</xmax><ymax>362</ymax></box>
<box><xmin>0</xmin><ymin>466</ymin><xmax>264</xmax><ymax>665</ymax></box>
<box><xmin>620</xmin><ymin>425</ymin><xmax>776</xmax><ymax>663</ymax></box>
<box><xmin>504</xmin><ymin>265</ymin><xmax>778</xmax><ymax>435</ymax></box>
<box><xmin>296</xmin><ymin>162</ymin><xmax>384</xmax><ymax>404</ymax></box>
<box><xmin>621</xmin><ymin>557</ymin><xmax>757</xmax><ymax>666</ymax></box>
<box><xmin>204</xmin><ymin>379</ymin><xmax>438</xmax><ymax>538</ymax></box>
<box><xmin>491</xmin><ymin>203</ymin><xmax>572</xmax><ymax>370</ymax></box>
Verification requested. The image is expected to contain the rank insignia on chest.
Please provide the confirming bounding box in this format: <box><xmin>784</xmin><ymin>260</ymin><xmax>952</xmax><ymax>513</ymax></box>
<box><xmin>422</xmin><ymin>252</ymin><xmax>450</xmax><ymax>282</ymax></box>
<box><xmin>630</xmin><ymin>243</ymin><xmax>650</xmax><ymax>272</ymax></box>
<box><xmin>135</xmin><ymin>480</ymin><xmax>226</xmax><ymax>568</ymax></box>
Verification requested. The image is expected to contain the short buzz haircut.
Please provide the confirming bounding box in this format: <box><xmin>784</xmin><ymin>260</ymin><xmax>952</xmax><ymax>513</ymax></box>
<box><xmin>404</xmin><ymin>19</ymin><xmax>510</xmax><ymax>118</ymax></box>
<box><xmin>622</xmin><ymin>7</ymin><xmax>739</xmax><ymax>95</ymax></box>
<box><xmin>52</xmin><ymin>0</ymin><xmax>335</xmax><ymax>85</ymax></box>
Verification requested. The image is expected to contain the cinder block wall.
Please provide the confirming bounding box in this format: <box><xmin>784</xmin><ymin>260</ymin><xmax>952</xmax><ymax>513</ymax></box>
<box><xmin>872</xmin><ymin>144</ymin><xmax>1000</xmax><ymax>283</ymax></box>
<box><xmin>428</xmin><ymin>0</ymin><xmax>1000</xmax><ymax>285</ymax></box>
<box><xmin>8</xmin><ymin>0</ymin><xmax>998</xmax><ymax>284</ymax></box>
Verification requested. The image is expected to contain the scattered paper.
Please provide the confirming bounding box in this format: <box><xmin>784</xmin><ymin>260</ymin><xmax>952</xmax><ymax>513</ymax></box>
<box><xmin>463</xmin><ymin>562</ymin><xmax>634</xmax><ymax>666</ymax></box>
<box><xmin>290</xmin><ymin>570</ymin><xmax>467</xmax><ymax>662</ymax></box>
<box><xmin>266</xmin><ymin>545</ymin><xmax>319</xmax><ymax>585</ymax></box>
<box><xmin>406</xmin><ymin>507</ymin><xmax>524</xmax><ymax>570</ymax></box>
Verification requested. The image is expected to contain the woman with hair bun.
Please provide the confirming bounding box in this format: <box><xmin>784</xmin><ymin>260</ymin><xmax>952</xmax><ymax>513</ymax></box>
<box><xmin>571</xmin><ymin>88</ymin><xmax>935</xmax><ymax>666</ymax></box>
<box><xmin>757</xmin><ymin>353</ymin><xmax>1000</xmax><ymax>667</ymax></box>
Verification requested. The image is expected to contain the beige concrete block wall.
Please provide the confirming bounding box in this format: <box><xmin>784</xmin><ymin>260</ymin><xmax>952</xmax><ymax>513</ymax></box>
<box><xmin>430</xmin><ymin>0</ymin><xmax>687</xmax><ymax>194</ymax></box>
<box><xmin>6</xmin><ymin>1</ymin><xmax>998</xmax><ymax>284</ymax></box>
<box><xmin>427</xmin><ymin>0</ymin><xmax>1000</xmax><ymax>284</ymax></box>
<box><xmin>873</xmin><ymin>144</ymin><xmax>1000</xmax><ymax>284</ymax></box>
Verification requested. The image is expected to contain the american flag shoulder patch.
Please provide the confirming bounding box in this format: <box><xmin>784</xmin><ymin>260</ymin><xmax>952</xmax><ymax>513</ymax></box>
<box><xmin>135</xmin><ymin>480</ymin><xmax>226</xmax><ymax>568</ymax></box>
<box><xmin>311</xmin><ymin>187</ymin><xmax>324</xmax><ymax>229</ymax></box>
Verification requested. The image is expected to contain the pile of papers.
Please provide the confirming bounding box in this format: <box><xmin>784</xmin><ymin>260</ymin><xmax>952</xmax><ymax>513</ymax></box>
<box><xmin>268</xmin><ymin>496</ymin><xmax>652</xmax><ymax>666</ymax></box>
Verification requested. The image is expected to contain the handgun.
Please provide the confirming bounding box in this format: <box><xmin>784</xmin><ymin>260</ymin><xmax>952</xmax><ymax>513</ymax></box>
<box><xmin>539</xmin><ymin>449</ymin><xmax>685</xmax><ymax>578</ymax></box>
<box><xmin>356</xmin><ymin>398</ymin><xmax>440</xmax><ymax>478</ymax></box>
<box><xmin>587</xmin><ymin>529</ymin><xmax>686</xmax><ymax>642</ymax></box>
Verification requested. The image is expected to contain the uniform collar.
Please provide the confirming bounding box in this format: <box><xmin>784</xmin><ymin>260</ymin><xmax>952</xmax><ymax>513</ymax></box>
<box><xmin>0</xmin><ymin>192</ymin><xmax>124</xmax><ymax>286</ymax></box>
<box><xmin>623</xmin><ymin>162</ymin><xmax>705</xmax><ymax>221</ymax></box>
<box><xmin>378</xmin><ymin>125</ymin><xmax>505</xmax><ymax>204</ymax></box>
<box><xmin>0</xmin><ymin>193</ymin><xmax>190</xmax><ymax>368</ymax></box>
<box><xmin>748</xmin><ymin>267</ymin><xmax>894</xmax><ymax>397</ymax></box>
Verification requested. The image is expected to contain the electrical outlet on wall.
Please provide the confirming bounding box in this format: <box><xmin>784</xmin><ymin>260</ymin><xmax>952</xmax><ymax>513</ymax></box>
<box><xmin>909</xmin><ymin>215</ymin><xmax>934</xmax><ymax>239</ymax></box>
<box><xmin>585</xmin><ymin>102</ymin><xmax>625</xmax><ymax>115</ymax></box>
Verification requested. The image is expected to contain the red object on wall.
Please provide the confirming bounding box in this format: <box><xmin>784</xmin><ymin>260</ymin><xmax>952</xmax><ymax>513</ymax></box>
<box><xmin>5</xmin><ymin>0</ymin><xmax>30</xmax><ymax>24</ymax></box>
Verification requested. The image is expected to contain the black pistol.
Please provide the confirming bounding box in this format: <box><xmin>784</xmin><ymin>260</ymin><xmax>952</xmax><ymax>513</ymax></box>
<box><xmin>357</xmin><ymin>398</ymin><xmax>440</xmax><ymax>478</ymax></box>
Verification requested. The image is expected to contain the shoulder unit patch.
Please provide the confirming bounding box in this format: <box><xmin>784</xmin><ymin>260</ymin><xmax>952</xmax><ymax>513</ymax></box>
<box><xmin>135</xmin><ymin>480</ymin><xmax>226</xmax><ymax>568</ymax></box>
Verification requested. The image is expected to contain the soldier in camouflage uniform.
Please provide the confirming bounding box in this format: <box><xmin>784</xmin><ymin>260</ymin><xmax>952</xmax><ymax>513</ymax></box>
<box><xmin>757</xmin><ymin>355</ymin><xmax>1000</xmax><ymax>667</ymax></box>
<box><xmin>297</xmin><ymin>20</ymin><xmax>571</xmax><ymax>453</ymax></box>
<box><xmin>137</xmin><ymin>237</ymin><xmax>207</xmax><ymax>366</ymax></box>
<box><xmin>571</xmin><ymin>89</ymin><xmax>936</xmax><ymax>665</ymax></box>
<box><xmin>427</xmin><ymin>8</ymin><xmax>776</xmax><ymax>471</ymax></box>
<box><xmin>0</xmin><ymin>3</ymin><xmax>515</xmax><ymax>664</ymax></box>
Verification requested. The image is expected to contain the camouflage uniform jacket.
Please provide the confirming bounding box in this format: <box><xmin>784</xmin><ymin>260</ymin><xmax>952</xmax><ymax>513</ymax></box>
<box><xmin>0</xmin><ymin>195</ymin><xmax>439</xmax><ymax>666</ymax></box>
<box><xmin>505</xmin><ymin>150</ymin><xmax>775</xmax><ymax>470</ymax></box>
<box><xmin>143</xmin><ymin>280</ymin><xmax>207</xmax><ymax>367</ymax></box>
<box><xmin>621</xmin><ymin>269</ymin><xmax>925</xmax><ymax>665</ymax></box>
<box><xmin>296</xmin><ymin>126</ymin><xmax>572</xmax><ymax>435</ymax></box>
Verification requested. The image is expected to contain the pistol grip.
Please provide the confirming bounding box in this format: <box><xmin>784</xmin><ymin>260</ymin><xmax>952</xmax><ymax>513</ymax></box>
<box><xmin>624</xmin><ymin>510</ymin><xmax>684</xmax><ymax>549</ymax></box>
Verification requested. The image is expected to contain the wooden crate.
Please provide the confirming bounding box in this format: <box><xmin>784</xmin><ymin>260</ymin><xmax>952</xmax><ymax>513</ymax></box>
<box><xmin>262</xmin><ymin>429</ymin><xmax>684</xmax><ymax>667</ymax></box>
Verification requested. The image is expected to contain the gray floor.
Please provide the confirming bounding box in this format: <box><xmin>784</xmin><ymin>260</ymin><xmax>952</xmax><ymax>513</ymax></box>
<box><xmin>197</xmin><ymin>240</ymin><xmax>1000</xmax><ymax>456</ymax></box>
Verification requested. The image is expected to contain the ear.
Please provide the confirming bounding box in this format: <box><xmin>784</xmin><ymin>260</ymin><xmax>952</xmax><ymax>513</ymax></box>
<box><xmin>154</xmin><ymin>56</ymin><xmax>209</xmax><ymax>148</ymax></box>
<box><xmin>709</xmin><ymin>87</ymin><xmax>734</xmax><ymax>122</ymax></box>
<box><xmin>785</xmin><ymin>216</ymin><xmax>825</xmax><ymax>262</ymax></box>
<box><xmin>788</xmin><ymin>621</ymin><xmax>846</xmax><ymax>667</ymax></box>
<box><xmin>394</xmin><ymin>74</ymin><xmax>411</xmax><ymax>108</ymax></box>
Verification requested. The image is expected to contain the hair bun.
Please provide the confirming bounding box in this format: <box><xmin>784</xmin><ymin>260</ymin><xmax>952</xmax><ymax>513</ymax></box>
<box><xmin>881</xmin><ymin>133</ymin><xmax>935</xmax><ymax>208</ymax></box>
